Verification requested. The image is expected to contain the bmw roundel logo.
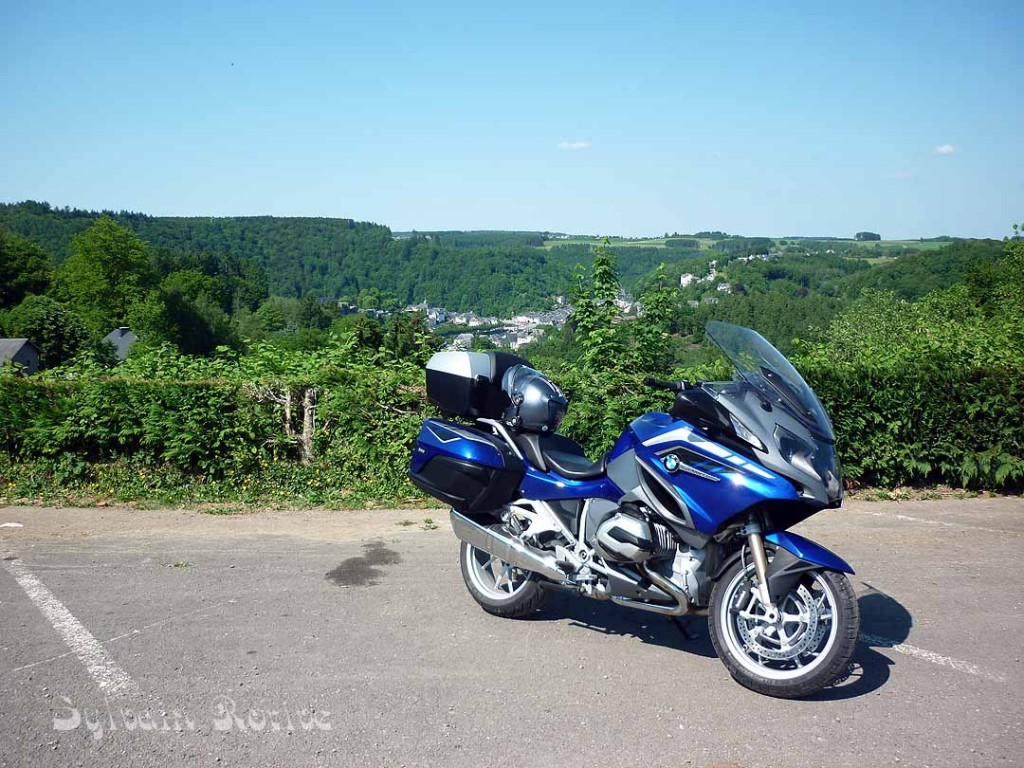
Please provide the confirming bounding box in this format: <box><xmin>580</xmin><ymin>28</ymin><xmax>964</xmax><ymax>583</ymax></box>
<box><xmin>662</xmin><ymin>454</ymin><xmax>680</xmax><ymax>473</ymax></box>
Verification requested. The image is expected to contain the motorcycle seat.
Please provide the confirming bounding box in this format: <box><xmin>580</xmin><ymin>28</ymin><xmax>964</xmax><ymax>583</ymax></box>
<box><xmin>512</xmin><ymin>432</ymin><xmax>607</xmax><ymax>480</ymax></box>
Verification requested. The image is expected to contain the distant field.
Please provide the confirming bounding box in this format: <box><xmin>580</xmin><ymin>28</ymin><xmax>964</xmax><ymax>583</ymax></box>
<box><xmin>842</xmin><ymin>240</ymin><xmax>953</xmax><ymax>262</ymax></box>
<box><xmin>543</xmin><ymin>237</ymin><xmax>718</xmax><ymax>250</ymax></box>
<box><xmin>848</xmin><ymin>239</ymin><xmax>952</xmax><ymax>251</ymax></box>
<box><xmin>782</xmin><ymin>238</ymin><xmax>953</xmax><ymax>252</ymax></box>
<box><xmin>544</xmin><ymin>237</ymin><xmax>666</xmax><ymax>249</ymax></box>
<box><xmin>548</xmin><ymin>234</ymin><xmax>954</xmax><ymax>256</ymax></box>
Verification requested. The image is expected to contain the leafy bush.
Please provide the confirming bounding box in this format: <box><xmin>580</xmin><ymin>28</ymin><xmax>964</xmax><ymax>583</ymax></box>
<box><xmin>5</xmin><ymin>295</ymin><xmax>92</xmax><ymax>367</ymax></box>
<box><xmin>0</xmin><ymin>334</ymin><xmax>438</xmax><ymax>505</ymax></box>
<box><xmin>1</xmin><ymin>332</ymin><xmax>1021</xmax><ymax>504</ymax></box>
<box><xmin>794</xmin><ymin>282</ymin><xmax>1024</xmax><ymax>489</ymax></box>
<box><xmin>2</xmin><ymin>235</ymin><xmax>1022</xmax><ymax>505</ymax></box>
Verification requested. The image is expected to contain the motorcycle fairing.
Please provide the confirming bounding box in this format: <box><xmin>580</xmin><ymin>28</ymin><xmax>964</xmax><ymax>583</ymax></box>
<box><xmin>765</xmin><ymin>531</ymin><xmax>853</xmax><ymax>574</ymax></box>
<box><xmin>520</xmin><ymin>465</ymin><xmax>623</xmax><ymax>503</ymax></box>
<box><xmin>627</xmin><ymin>413</ymin><xmax>801</xmax><ymax>535</ymax></box>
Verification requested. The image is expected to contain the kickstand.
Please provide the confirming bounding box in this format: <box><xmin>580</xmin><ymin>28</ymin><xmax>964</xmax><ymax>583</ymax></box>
<box><xmin>671</xmin><ymin>615</ymin><xmax>698</xmax><ymax>641</ymax></box>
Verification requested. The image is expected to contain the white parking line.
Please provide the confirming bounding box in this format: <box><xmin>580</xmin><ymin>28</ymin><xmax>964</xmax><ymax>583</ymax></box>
<box><xmin>9</xmin><ymin>599</ymin><xmax>238</xmax><ymax>674</ymax></box>
<box><xmin>860</xmin><ymin>633</ymin><xmax>1006</xmax><ymax>682</ymax></box>
<box><xmin>852</xmin><ymin>508</ymin><xmax>1018</xmax><ymax>535</ymax></box>
<box><xmin>2</xmin><ymin>557</ymin><xmax>137</xmax><ymax>698</ymax></box>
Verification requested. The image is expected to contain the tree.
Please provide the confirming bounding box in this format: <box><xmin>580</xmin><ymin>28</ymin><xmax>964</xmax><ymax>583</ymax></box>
<box><xmin>126</xmin><ymin>290</ymin><xmax>178</xmax><ymax>349</ymax></box>
<box><xmin>6</xmin><ymin>295</ymin><xmax>91</xmax><ymax>367</ymax></box>
<box><xmin>128</xmin><ymin>286</ymin><xmax>238</xmax><ymax>356</ymax></box>
<box><xmin>331</xmin><ymin>313</ymin><xmax>384</xmax><ymax>349</ymax></box>
<box><xmin>855</xmin><ymin>231</ymin><xmax>882</xmax><ymax>241</ymax></box>
<box><xmin>178</xmin><ymin>293</ymin><xmax>237</xmax><ymax>354</ymax></box>
<box><xmin>297</xmin><ymin>294</ymin><xmax>331</xmax><ymax>330</ymax></box>
<box><xmin>470</xmin><ymin>335</ymin><xmax>497</xmax><ymax>351</ymax></box>
<box><xmin>992</xmin><ymin>222</ymin><xmax>1024</xmax><ymax>321</ymax></box>
<box><xmin>629</xmin><ymin>264</ymin><xmax>675</xmax><ymax>372</ymax></box>
<box><xmin>0</xmin><ymin>230</ymin><xmax>53</xmax><ymax>309</ymax></box>
<box><xmin>233</xmin><ymin>260</ymin><xmax>270</xmax><ymax>312</ymax></box>
<box><xmin>255</xmin><ymin>299</ymin><xmax>288</xmax><ymax>333</ymax></box>
<box><xmin>570</xmin><ymin>241</ymin><xmax>624</xmax><ymax>370</ymax></box>
<box><xmin>357</xmin><ymin>287</ymin><xmax>383</xmax><ymax>310</ymax></box>
<box><xmin>57</xmin><ymin>216</ymin><xmax>154</xmax><ymax>332</ymax></box>
<box><xmin>382</xmin><ymin>312</ymin><xmax>438</xmax><ymax>363</ymax></box>
<box><xmin>231</xmin><ymin>306</ymin><xmax>265</xmax><ymax>343</ymax></box>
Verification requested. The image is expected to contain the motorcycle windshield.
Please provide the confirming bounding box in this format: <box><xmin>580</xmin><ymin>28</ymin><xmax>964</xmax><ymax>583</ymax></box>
<box><xmin>704</xmin><ymin>321</ymin><xmax>835</xmax><ymax>442</ymax></box>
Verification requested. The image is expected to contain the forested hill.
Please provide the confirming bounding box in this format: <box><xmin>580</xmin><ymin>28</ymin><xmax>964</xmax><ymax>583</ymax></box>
<box><xmin>839</xmin><ymin>239</ymin><xmax>1006</xmax><ymax>300</ymax></box>
<box><xmin>0</xmin><ymin>201</ymin><xmax>1005</xmax><ymax>320</ymax></box>
<box><xmin>0</xmin><ymin>202</ymin><xmax>565</xmax><ymax>314</ymax></box>
<box><xmin>0</xmin><ymin>202</ymin><xmax>704</xmax><ymax>315</ymax></box>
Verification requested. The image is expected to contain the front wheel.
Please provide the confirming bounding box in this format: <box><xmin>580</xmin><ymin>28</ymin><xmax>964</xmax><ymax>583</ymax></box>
<box><xmin>709</xmin><ymin>560</ymin><xmax>859</xmax><ymax>698</ymax></box>
<box><xmin>459</xmin><ymin>541</ymin><xmax>547</xmax><ymax>619</ymax></box>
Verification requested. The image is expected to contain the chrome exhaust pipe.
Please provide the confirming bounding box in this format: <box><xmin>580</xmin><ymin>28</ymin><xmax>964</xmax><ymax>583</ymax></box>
<box><xmin>449</xmin><ymin>509</ymin><xmax>568</xmax><ymax>583</ymax></box>
<box><xmin>450</xmin><ymin>509</ymin><xmax>689</xmax><ymax>615</ymax></box>
<box><xmin>610</xmin><ymin>563</ymin><xmax>690</xmax><ymax>616</ymax></box>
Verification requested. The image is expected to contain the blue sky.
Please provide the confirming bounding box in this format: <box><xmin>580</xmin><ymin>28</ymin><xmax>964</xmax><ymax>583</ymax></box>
<box><xmin>2</xmin><ymin>0</ymin><xmax>1021</xmax><ymax>238</ymax></box>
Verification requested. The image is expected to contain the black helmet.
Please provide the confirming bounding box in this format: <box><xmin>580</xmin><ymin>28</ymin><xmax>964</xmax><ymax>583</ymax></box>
<box><xmin>501</xmin><ymin>364</ymin><xmax>568</xmax><ymax>433</ymax></box>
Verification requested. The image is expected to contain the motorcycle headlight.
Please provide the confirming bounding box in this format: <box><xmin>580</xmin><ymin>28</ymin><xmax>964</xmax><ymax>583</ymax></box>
<box><xmin>774</xmin><ymin>425</ymin><xmax>843</xmax><ymax>504</ymax></box>
<box><xmin>773</xmin><ymin>425</ymin><xmax>817</xmax><ymax>477</ymax></box>
<box><xmin>729</xmin><ymin>413</ymin><xmax>766</xmax><ymax>452</ymax></box>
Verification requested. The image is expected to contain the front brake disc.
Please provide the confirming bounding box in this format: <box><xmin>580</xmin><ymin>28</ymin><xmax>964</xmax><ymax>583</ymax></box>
<box><xmin>737</xmin><ymin>584</ymin><xmax>820</xmax><ymax>661</ymax></box>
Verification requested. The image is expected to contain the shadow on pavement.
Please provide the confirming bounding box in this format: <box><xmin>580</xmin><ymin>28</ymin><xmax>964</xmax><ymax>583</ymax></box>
<box><xmin>858</xmin><ymin>582</ymin><xmax>913</xmax><ymax>641</ymax></box>
<box><xmin>539</xmin><ymin>591</ymin><xmax>718</xmax><ymax>657</ymax></box>
<box><xmin>808</xmin><ymin>584</ymin><xmax>912</xmax><ymax>701</ymax></box>
<box><xmin>540</xmin><ymin>582</ymin><xmax>914</xmax><ymax>699</ymax></box>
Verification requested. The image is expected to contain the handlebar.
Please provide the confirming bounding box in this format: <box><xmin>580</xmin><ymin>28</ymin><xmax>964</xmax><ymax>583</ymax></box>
<box><xmin>643</xmin><ymin>376</ymin><xmax>693</xmax><ymax>393</ymax></box>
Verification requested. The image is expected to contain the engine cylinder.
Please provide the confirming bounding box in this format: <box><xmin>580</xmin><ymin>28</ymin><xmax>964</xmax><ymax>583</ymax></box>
<box><xmin>593</xmin><ymin>508</ymin><xmax>657</xmax><ymax>562</ymax></box>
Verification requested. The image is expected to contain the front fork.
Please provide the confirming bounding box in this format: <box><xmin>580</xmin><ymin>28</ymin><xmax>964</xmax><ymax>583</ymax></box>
<box><xmin>745</xmin><ymin>515</ymin><xmax>779</xmax><ymax>621</ymax></box>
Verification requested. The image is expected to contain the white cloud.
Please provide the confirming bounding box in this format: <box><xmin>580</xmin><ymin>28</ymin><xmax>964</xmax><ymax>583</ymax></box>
<box><xmin>558</xmin><ymin>140</ymin><xmax>592</xmax><ymax>151</ymax></box>
<box><xmin>934</xmin><ymin>144</ymin><xmax>957</xmax><ymax>155</ymax></box>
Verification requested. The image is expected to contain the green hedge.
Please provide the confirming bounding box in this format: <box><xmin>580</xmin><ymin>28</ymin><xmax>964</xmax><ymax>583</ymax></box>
<box><xmin>554</xmin><ymin>358</ymin><xmax>1024</xmax><ymax>491</ymax></box>
<box><xmin>0</xmin><ymin>361</ymin><xmax>435</xmax><ymax>504</ymax></box>
<box><xmin>805</xmin><ymin>360</ymin><xmax>1024</xmax><ymax>488</ymax></box>
<box><xmin>1</xmin><ymin>354</ymin><xmax>1022</xmax><ymax>504</ymax></box>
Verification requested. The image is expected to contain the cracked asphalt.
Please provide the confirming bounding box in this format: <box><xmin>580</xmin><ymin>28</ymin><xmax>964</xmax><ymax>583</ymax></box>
<box><xmin>0</xmin><ymin>498</ymin><xmax>1022</xmax><ymax>768</ymax></box>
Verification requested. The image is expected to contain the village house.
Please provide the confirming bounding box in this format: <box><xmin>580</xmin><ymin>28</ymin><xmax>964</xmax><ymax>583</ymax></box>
<box><xmin>0</xmin><ymin>338</ymin><xmax>41</xmax><ymax>375</ymax></box>
<box><xmin>102</xmin><ymin>327</ymin><xmax>138</xmax><ymax>361</ymax></box>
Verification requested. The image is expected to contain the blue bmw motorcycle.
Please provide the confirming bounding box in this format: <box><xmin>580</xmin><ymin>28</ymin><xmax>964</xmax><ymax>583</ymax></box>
<box><xmin>410</xmin><ymin>321</ymin><xmax>859</xmax><ymax>698</ymax></box>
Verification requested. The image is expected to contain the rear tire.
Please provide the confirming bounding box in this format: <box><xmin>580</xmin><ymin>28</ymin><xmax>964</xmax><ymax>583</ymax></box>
<box><xmin>709</xmin><ymin>560</ymin><xmax>859</xmax><ymax>698</ymax></box>
<box><xmin>460</xmin><ymin>541</ymin><xmax>547</xmax><ymax>619</ymax></box>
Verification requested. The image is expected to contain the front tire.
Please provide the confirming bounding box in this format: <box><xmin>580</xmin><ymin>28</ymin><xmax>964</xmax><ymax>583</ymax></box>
<box><xmin>709</xmin><ymin>560</ymin><xmax>859</xmax><ymax>698</ymax></box>
<box><xmin>459</xmin><ymin>541</ymin><xmax>547</xmax><ymax>619</ymax></box>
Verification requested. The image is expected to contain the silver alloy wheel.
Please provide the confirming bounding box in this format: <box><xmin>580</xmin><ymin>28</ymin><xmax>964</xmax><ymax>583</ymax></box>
<box><xmin>719</xmin><ymin>564</ymin><xmax>839</xmax><ymax>681</ymax></box>
<box><xmin>463</xmin><ymin>544</ymin><xmax>530</xmax><ymax>601</ymax></box>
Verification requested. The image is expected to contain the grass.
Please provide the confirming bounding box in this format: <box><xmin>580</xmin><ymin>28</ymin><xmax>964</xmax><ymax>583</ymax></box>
<box><xmin>0</xmin><ymin>458</ymin><xmax>441</xmax><ymax>511</ymax></box>
<box><xmin>809</xmin><ymin>238</ymin><xmax>956</xmax><ymax>266</ymax></box>
<box><xmin>845</xmin><ymin>485</ymin><xmax>995</xmax><ymax>502</ymax></box>
<box><xmin>544</xmin><ymin>237</ymin><xmax>663</xmax><ymax>250</ymax></box>
<box><xmin>198</xmin><ymin>503</ymin><xmax>249</xmax><ymax>516</ymax></box>
<box><xmin>859</xmin><ymin>255</ymin><xmax>899</xmax><ymax>264</ymax></box>
<box><xmin>544</xmin><ymin>237</ymin><xmax>719</xmax><ymax>250</ymax></box>
<box><xmin>544</xmin><ymin>236</ymin><xmax>952</xmax><ymax>254</ymax></box>
<box><xmin>849</xmin><ymin>239</ymin><xmax>952</xmax><ymax>251</ymax></box>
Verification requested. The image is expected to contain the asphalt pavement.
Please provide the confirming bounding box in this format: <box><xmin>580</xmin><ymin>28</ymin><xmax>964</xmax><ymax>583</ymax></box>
<box><xmin>0</xmin><ymin>498</ymin><xmax>1022</xmax><ymax>768</ymax></box>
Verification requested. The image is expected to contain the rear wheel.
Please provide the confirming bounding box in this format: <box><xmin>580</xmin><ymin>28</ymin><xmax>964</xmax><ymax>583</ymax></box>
<box><xmin>460</xmin><ymin>540</ymin><xmax>547</xmax><ymax>618</ymax></box>
<box><xmin>709</xmin><ymin>560</ymin><xmax>859</xmax><ymax>698</ymax></box>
